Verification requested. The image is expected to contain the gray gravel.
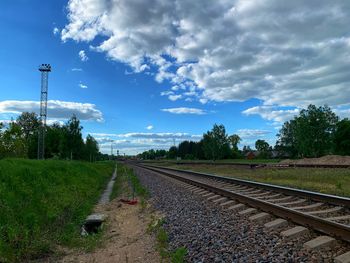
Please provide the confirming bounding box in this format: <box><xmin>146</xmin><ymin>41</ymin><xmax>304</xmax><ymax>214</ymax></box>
<box><xmin>134</xmin><ymin>167</ymin><xmax>349</xmax><ymax>263</ymax></box>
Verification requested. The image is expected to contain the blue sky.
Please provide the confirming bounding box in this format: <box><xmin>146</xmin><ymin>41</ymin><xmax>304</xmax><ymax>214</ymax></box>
<box><xmin>1</xmin><ymin>1</ymin><xmax>350</xmax><ymax>154</ymax></box>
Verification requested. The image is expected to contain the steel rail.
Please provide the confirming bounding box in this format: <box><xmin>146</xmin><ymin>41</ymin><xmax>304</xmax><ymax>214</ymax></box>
<box><xmin>141</xmin><ymin>164</ymin><xmax>350</xmax><ymax>207</ymax></box>
<box><xmin>140</xmin><ymin>161</ymin><xmax>350</xmax><ymax>169</ymax></box>
<box><xmin>135</xmin><ymin>164</ymin><xmax>350</xmax><ymax>243</ymax></box>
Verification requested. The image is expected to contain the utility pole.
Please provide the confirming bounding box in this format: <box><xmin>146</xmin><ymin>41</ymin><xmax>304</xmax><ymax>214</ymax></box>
<box><xmin>37</xmin><ymin>64</ymin><xmax>51</xmax><ymax>159</ymax></box>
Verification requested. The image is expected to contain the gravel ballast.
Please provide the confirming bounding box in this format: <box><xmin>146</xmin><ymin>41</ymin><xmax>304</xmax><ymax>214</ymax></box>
<box><xmin>134</xmin><ymin>167</ymin><xmax>349</xmax><ymax>262</ymax></box>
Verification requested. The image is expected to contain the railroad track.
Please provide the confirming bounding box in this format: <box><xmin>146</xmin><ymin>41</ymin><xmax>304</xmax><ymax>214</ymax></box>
<box><xmin>141</xmin><ymin>161</ymin><xmax>350</xmax><ymax>169</ymax></box>
<box><xmin>135</xmin><ymin>163</ymin><xmax>350</xmax><ymax>248</ymax></box>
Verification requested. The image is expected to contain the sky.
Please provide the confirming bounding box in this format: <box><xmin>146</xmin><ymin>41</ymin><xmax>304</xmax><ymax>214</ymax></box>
<box><xmin>1</xmin><ymin>0</ymin><xmax>350</xmax><ymax>155</ymax></box>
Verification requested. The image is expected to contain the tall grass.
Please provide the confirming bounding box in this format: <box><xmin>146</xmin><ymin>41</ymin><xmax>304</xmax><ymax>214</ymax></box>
<box><xmin>0</xmin><ymin>159</ymin><xmax>114</xmax><ymax>262</ymax></box>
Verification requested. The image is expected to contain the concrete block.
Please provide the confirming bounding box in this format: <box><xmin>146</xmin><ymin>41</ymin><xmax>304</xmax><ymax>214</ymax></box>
<box><xmin>201</xmin><ymin>192</ymin><xmax>215</xmax><ymax>197</ymax></box>
<box><xmin>220</xmin><ymin>200</ymin><xmax>235</xmax><ymax>208</ymax></box>
<box><xmin>335</xmin><ymin>251</ymin><xmax>350</xmax><ymax>263</ymax></box>
<box><xmin>303</xmin><ymin>236</ymin><xmax>336</xmax><ymax>250</ymax></box>
<box><xmin>238</xmin><ymin>208</ymin><xmax>257</xmax><ymax>216</ymax></box>
<box><xmin>227</xmin><ymin>203</ymin><xmax>245</xmax><ymax>211</ymax></box>
<box><xmin>212</xmin><ymin>197</ymin><xmax>228</xmax><ymax>204</ymax></box>
<box><xmin>207</xmin><ymin>195</ymin><xmax>222</xmax><ymax>201</ymax></box>
<box><xmin>281</xmin><ymin>226</ymin><xmax>309</xmax><ymax>240</ymax></box>
<box><xmin>249</xmin><ymin>212</ymin><xmax>270</xmax><ymax>223</ymax></box>
<box><xmin>86</xmin><ymin>213</ymin><xmax>106</xmax><ymax>223</ymax></box>
<box><xmin>264</xmin><ymin>218</ymin><xmax>288</xmax><ymax>230</ymax></box>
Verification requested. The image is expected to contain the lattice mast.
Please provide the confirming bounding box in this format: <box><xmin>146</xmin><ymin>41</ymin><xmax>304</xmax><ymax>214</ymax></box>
<box><xmin>37</xmin><ymin>64</ymin><xmax>51</xmax><ymax>159</ymax></box>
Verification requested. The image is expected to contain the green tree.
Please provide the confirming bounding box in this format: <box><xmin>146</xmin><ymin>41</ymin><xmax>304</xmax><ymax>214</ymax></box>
<box><xmin>45</xmin><ymin>123</ymin><xmax>64</xmax><ymax>159</ymax></box>
<box><xmin>1</xmin><ymin>122</ymin><xmax>27</xmax><ymax>158</ymax></box>
<box><xmin>202</xmin><ymin>124</ymin><xmax>230</xmax><ymax>160</ymax></box>
<box><xmin>60</xmin><ymin>115</ymin><xmax>84</xmax><ymax>160</ymax></box>
<box><xmin>229</xmin><ymin>134</ymin><xmax>241</xmax><ymax>158</ymax></box>
<box><xmin>334</xmin><ymin>118</ymin><xmax>350</xmax><ymax>155</ymax></box>
<box><xmin>255</xmin><ymin>139</ymin><xmax>271</xmax><ymax>158</ymax></box>
<box><xmin>278</xmin><ymin>105</ymin><xmax>338</xmax><ymax>158</ymax></box>
<box><xmin>167</xmin><ymin>146</ymin><xmax>178</xmax><ymax>159</ymax></box>
<box><xmin>85</xmin><ymin>134</ymin><xmax>99</xmax><ymax>162</ymax></box>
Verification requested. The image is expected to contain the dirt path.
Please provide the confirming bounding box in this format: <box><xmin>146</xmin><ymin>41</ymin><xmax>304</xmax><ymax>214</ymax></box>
<box><xmin>60</xmin><ymin>198</ymin><xmax>160</xmax><ymax>263</ymax></box>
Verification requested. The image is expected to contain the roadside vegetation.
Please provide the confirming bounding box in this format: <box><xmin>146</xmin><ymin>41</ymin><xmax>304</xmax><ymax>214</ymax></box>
<box><xmin>111</xmin><ymin>163</ymin><xmax>149</xmax><ymax>205</ymax></box>
<box><xmin>147</xmin><ymin>216</ymin><xmax>187</xmax><ymax>263</ymax></box>
<box><xmin>113</xmin><ymin>163</ymin><xmax>187</xmax><ymax>262</ymax></box>
<box><xmin>163</xmin><ymin>164</ymin><xmax>350</xmax><ymax>197</ymax></box>
<box><xmin>139</xmin><ymin>104</ymin><xmax>350</xmax><ymax>162</ymax></box>
<box><xmin>0</xmin><ymin>159</ymin><xmax>114</xmax><ymax>262</ymax></box>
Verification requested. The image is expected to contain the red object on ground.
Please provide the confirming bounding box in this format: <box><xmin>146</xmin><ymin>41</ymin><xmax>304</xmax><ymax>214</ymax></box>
<box><xmin>120</xmin><ymin>198</ymin><xmax>138</xmax><ymax>205</ymax></box>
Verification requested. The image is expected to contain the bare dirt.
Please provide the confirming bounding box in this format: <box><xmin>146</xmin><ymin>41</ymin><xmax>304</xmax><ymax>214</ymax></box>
<box><xmin>280</xmin><ymin>155</ymin><xmax>350</xmax><ymax>165</ymax></box>
<box><xmin>59</xmin><ymin>199</ymin><xmax>160</xmax><ymax>263</ymax></box>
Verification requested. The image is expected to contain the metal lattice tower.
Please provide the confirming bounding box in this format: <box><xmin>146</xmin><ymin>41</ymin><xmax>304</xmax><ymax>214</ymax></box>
<box><xmin>37</xmin><ymin>64</ymin><xmax>51</xmax><ymax>159</ymax></box>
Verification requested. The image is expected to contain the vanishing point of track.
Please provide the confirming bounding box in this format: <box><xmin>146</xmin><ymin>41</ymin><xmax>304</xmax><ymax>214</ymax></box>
<box><xmin>135</xmin><ymin>163</ymin><xmax>350</xmax><ymax>244</ymax></box>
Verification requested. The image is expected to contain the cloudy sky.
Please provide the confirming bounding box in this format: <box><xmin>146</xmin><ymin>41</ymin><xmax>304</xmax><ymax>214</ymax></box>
<box><xmin>1</xmin><ymin>0</ymin><xmax>350</xmax><ymax>154</ymax></box>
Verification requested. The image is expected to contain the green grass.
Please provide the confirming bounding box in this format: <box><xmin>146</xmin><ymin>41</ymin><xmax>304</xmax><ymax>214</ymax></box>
<box><xmin>162</xmin><ymin>164</ymin><xmax>350</xmax><ymax>197</ymax></box>
<box><xmin>147</xmin><ymin>216</ymin><xmax>187</xmax><ymax>263</ymax></box>
<box><xmin>111</xmin><ymin>162</ymin><xmax>149</xmax><ymax>201</ymax></box>
<box><xmin>0</xmin><ymin>158</ymin><xmax>114</xmax><ymax>262</ymax></box>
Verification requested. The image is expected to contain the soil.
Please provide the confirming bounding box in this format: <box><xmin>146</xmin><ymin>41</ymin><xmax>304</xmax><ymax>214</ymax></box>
<box><xmin>280</xmin><ymin>155</ymin><xmax>350</xmax><ymax>165</ymax></box>
<box><xmin>59</xmin><ymin>198</ymin><xmax>160</xmax><ymax>263</ymax></box>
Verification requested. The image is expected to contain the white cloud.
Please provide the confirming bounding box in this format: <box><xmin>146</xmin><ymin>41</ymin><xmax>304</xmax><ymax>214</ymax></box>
<box><xmin>161</xmin><ymin>107</ymin><xmax>207</xmax><ymax>115</ymax></box>
<box><xmin>53</xmin><ymin>27</ymin><xmax>59</xmax><ymax>35</ymax></box>
<box><xmin>62</xmin><ymin>0</ymin><xmax>350</xmax><ymax>108</ymax></box>
<box><xmin>146</xmin><ymin>125</ymin><xmax>153</xmax><ymax>130</ymax></box>
<box><xmin>168</xmin><ymin>94</ymin><xmax>182</xmax><ymax>101</ymax></box>
<box><xmin>242</xmin><ymin>106</ymin><xmax>300</xmax><ymax>123</ymax></box>
<box><xmin>236</xmin><ymin>129</ymin><xmax>271</xmax><ymax>139</ymax></box>
<box><xmin>90</xmin><ymin>131</ymin><xmax>201</xmax><ymax>155</ymax></box>
<box><xmin>79</xmin><ymin>50</ymin><xmax>88</xmax><ymax>62</ymax></box>
<box><xmin>0</xmin><ymin>100</ymin><xmax>103</xmax><ymax>122</ymax></box>
<box><xmin>71</xmin><ymin>68</ymin><xmax>83</xmax><ymax>72</ymax></box>
<box><xmin>79</xmin><ymin>83</ymin><xmax>88</xmax><ymax>89</ymax></box>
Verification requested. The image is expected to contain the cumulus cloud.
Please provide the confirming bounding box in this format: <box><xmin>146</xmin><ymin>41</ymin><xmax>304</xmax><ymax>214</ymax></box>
<box><xmin>242</xmin><ymin>106</ymin><xmax>300</xmax><ymax>123</ymax></box>
<box><xmin>161</xmin><ymin>107</ymin><xmax>207</xmax><ymax>115</ymax></box>
<box><xmin>146</xmin><ymin>125</ymin><xmax>153</xmax><ymax>130</ymax></box>
<box><xmin>62</xmin><ymin>0</ymin><xmax>350</xmax><ymax>108</ymax></box>
<box><xmin>0</xmin><ymin>100</ymin><xmax>103</xmax><ymax>122</ymax></box>
<box><xmin>91</xmin><ymin>132</ymin><xmax>201</xmax><ymax>155</ymax></box>
<box><xmin>79</xmin><ymin>50</ymin><xmax>88</xmax><ymax>62</ymax></box>
<box><xmin>236</xmin><ymin>129</ymin><xmax>272</xmax><ymax>139</ymax></box>
<box><xmin>71</xmin><ymin>68</ymin><xmax>83</xmax><ymax>72</ymax></box>
<box><xmin>79</xmin><ymin>83</ymin><xmax>88</xmax><ymax>89</ymax></box>
<box><xmin>53</xmin><ymin>27</ymin><xmax>59</xmax><ymax>35</ymax></box>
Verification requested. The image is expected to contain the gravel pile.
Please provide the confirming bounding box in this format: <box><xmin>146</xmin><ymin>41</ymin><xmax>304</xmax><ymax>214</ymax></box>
<box><xmin>134</xmin><ymin>167</ymin><xmax>347</xmax><ymax>262</ymax></box>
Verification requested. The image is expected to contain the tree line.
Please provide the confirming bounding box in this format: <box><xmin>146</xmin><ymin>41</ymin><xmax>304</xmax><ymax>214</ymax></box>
<box><xmin>139</xmin><ymin>104</ymin><xmax>350</xmax><ymax>160</ymax></box>
<box><xmin>0</xmin><ymin>112</ymin><xmax>107</xmax><ymax>161</ymax></box>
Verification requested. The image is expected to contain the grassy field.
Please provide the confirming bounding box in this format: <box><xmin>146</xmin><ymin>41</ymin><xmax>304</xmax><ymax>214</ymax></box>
<box><xmin>158</xmin><ymin>164</ymin><xmax>350</xmax><ymax>197</ymax></box>
<box><xmin>0</xmin><ymin>159</ymin><xmax>114</xmax><ymax>262</ymax></box>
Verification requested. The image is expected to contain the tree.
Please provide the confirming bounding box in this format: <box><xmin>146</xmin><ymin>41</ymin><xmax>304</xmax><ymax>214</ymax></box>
<box><xmin>202</xmin><ymin>124</ymin><xmax>230</xmax><ymax>160</ymax></box>
<box><xmin>277</xmin><ymin>105</ymin><xmax>338</xmax><ymax>158</ymax></box>
<box><xmin>1</xmin><ymin>122</ymin><xmax>27</xmax><ymax>158</ymax></box>
<box><xmin>60</xmin><ymin>115</ymin><xmax>84</xmax><ymax>160</ymax></box>
<box><xmin>167</xmin><ymin>146</ymin><xmax>178</xmax><ymax>159</ymax></box>
<box><xmin>85</xmin><ymin>134</ymin><xmax>99</xmax><ymax>161</ymax></box>
<box><xmin>16</xmin><ymin>112</ymin><xmax>40</xmax><ymax>140</ymax></box>
<box><xmin>255</xmin><ymin>139</ymin><xmax>271</xmax><ymax>158</ymax></box>
<box><xmin>334</xmin><ymin>118</ymin><xmax>350</xmax><ymax>155</ymax></box>
<box><xmin>229</xmin><ymin>134</ymin><xmax>241</xmax><ymax>158</ymax></box>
